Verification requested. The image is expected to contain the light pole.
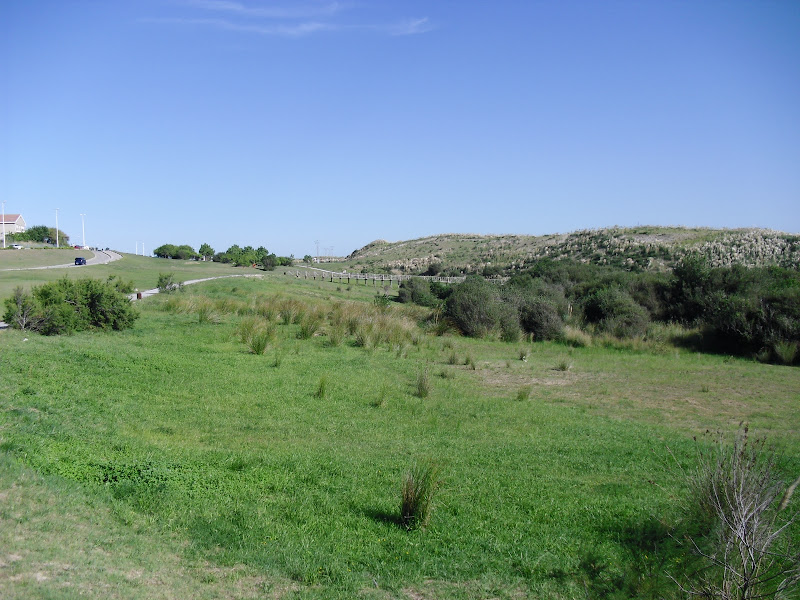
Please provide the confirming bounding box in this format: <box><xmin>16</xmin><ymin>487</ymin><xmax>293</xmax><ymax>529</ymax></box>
<box><xmin>80</xmin><ymin>214</ymin><xmax>86</xmax><ymax>248</ymax></box>
<box><xmin>55</xmin><ymin>208</ymin><xmax>59</xmax><ymax>247</ymax></box>
<box><xmin>2</xmin><ymin>200</ymin><xmax>6</xmax><ymax>249</ymax></box>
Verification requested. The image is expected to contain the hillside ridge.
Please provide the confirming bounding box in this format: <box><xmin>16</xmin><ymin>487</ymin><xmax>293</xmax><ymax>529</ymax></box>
<box><xmin>345</xmin><ymin>226</ymin><xmax>799</xmax><ymax>274</ymax></box>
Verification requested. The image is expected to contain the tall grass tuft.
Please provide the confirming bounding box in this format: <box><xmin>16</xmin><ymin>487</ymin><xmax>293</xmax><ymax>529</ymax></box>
<box><xmin>327</xmin><ymin>324</ymin><xmax>345</xmax><ymax>347</ymax></box>
<box><xmin>414</xmin><ymin>368</ymin><xmax>431</xmax><ymax>398</ymax></box>
<box><xmin>370</xmin><ymin>385</ymin><xmax>389</xmax><ymax>408</ymax></box>
<box><xmin>554</xmin><ymin>357</ymin><xmax>572</xmax><ymax>371</ymax></box>
<box><xmin>773</xmin><ymin>340</ymin><xmax>798</xmax><ymax>365</ymax></box>
<box><xmin>563</xmin><ymin>326</ymin><xmax>592</xmax><ymax>348</ymax></box>
<box><xmin>298</xmin><ymin>314</ymin><xmax>322</xmax><ymax>339</ymax></box>
<box><xmin>238</xmin><ymin>317</ymin><xmax>276</xmax><ymax>355</ymax></box>
<box><xmin>314</xmin><ymin>375</ymin><xmax>329</xmax><ymax>399</ymax></box>
<box><xmin>197</xmin><ymin>299</ymin><xmax>220</xmax><ymax>324</ymax></box>
<box><xmin>400</xmin><ymin>461</ymin><xmax>442</xmax><ymax>530</ymax></box>
<box><xmin>515</xmin><ymin>385</ymin><xmax>532</xmax><ymax>401</ymax></box>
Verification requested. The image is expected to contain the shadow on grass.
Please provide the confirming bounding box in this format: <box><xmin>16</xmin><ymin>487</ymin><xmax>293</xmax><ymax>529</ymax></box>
<box><xmin>363</xmin><ymin>507</ymin><xmax>404</xmax><ymax>528</ymax></box>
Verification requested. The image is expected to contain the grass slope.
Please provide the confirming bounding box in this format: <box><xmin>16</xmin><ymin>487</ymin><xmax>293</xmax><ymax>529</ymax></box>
<box><xmin>1</xmin><ymin>275</ymin><xmax>798</xmax><ymax>598</ymax></box>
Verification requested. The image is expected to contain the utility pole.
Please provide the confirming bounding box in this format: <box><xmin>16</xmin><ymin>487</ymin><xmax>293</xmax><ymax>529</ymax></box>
<box><xmin>315</xmin><ymin>239</ymin><xmax>320</xmax><ymax>263</ymax></box>
<box><xmin>80</xmin><ymin>214</ymin><xmax>86</xmax><ymax>248</ymax></box>
<box><xmin>55</xmin><ymin>208</ymin><xmax>59</xmax><ymax>248</ymax></box>
<box><xmin>1</xmin><ymin>200</ymin><xmax>5</xmax><ymax>249</ymax></box>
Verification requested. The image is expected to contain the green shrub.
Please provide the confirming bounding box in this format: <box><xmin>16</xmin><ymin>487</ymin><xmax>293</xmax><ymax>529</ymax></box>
<box><xmin>398</xmin><ymin>278</ymin><xmax>438</xmax><ymax>307</ymax></box>
<box><xmin>583</xmin><ymin>286</ymin><xmax>649</xmax><ymax>338</ymax></box>
<box><xmin>445</xmin><ymin>276</ymin><xmax>502</xmax><ymax>337</ymax></box>
<box><xmin>519</xmin><ymin>297</ymin><xmax>564</xmax><ymax>341</ymax></box>
<box><xmin>498</xmin><ymin>303</ymin><xmax>521</xmax><ymax>342</ymax></box>
<box><xmin>400</xmin><ymin>461</ymin><xmax>442</xmax><ymax>530</ymax></box>
<box><xmin>3</xmin><ymin>277</ymin><xmax>139</xmax><ymax>335</ymax></box>
<box><xmin>156</xmin><ymin>273</ymin><xmax>183</xmax><ymax>293</ymax></box>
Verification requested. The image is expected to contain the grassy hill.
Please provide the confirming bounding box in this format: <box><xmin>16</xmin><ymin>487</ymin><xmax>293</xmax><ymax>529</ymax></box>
<box><xmin>344</xmin><ymin>227</ymin><xmax>800</xmax><ymax>274</ymax></box>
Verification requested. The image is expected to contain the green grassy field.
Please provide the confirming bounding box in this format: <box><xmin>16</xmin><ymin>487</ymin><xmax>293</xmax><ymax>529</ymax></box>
<box><xmin>1</xmin><ymin>259</ymin><xmax>798</xmax><ymax>599</ymax></box>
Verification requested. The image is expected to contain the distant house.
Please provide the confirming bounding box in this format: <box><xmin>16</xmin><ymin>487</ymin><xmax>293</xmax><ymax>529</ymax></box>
<box><xmin>1</xmin><ymin>213</ymin><xmax>26</xmax><ymax>236</ymax></box>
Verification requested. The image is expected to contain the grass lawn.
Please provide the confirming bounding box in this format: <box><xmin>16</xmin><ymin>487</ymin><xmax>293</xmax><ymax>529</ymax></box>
<box><xmin>1</xmin><ymin>274</ymin><xmax>798</xmax><ymax>599</ymax></box>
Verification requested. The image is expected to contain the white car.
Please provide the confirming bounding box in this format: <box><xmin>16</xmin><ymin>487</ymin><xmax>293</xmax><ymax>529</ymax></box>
<box><xmin>11</xmin><ymin>244</ymin><xmax>23</xmax><ymax>250</ymax></box>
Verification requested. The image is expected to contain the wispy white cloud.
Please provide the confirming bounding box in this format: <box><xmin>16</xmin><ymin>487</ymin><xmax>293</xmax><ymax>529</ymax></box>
<box><xmin>388</xmin><ymin>17</ymin><xmax>433</xmax><ymax>36</ymax></box>
<box><xmin>144</xmin><ymin>17</ymin><xmax>333</xmax><ymax>36</ymax></box>
<box><xmin>151</xmin><ymin>1</ymin><xmax>431</xmax><ymax>37</ymax></box>
<box><xmin>182</xmin><ymin>0</ymin><xmax>344</xmax><ymax>20</ymax></box>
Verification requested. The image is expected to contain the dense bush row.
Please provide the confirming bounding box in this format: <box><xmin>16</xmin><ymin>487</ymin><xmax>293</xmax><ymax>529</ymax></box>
<box><xmin>152</xmin><ymin>242</ymin><xmax>293</xmax><ymax>269</ymax></box>
<box><xmin>3</xmin><ymin>276</ymin><xmax>138</xmax><ymax>335</ymax></box>
<box><xmin>399</xmin><ymin>255</ymin><xmax>800</xmax><ymax>363</ymax></box>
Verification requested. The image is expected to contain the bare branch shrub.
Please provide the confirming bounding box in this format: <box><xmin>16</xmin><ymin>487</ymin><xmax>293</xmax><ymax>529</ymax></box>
<box><xmin>677</xmin><ymin>426</ymin><xmax>800</xmax><ymax>599</ymax></box>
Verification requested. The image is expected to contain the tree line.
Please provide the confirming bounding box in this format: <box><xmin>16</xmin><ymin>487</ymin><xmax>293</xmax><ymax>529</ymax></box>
<box><xmin>152</xmin><ymin>242</ymin><xmax>294</xmax><ymax>270</ymax></box>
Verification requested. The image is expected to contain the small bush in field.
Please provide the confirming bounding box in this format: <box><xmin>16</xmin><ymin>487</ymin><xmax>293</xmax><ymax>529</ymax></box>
<box><xmin>157</xmin><ymin>273</ymin><xmax>183</xmax><ymax>294</ymax></box>
<box><xmin>447</xmin><ymin>351</ymin><xmax>459</xmax><ymax>365</ymax></box>
<box><xmin>400</xmin><ymin>461</ymin><xmax>442</xmax><ymax>530</ymax></box>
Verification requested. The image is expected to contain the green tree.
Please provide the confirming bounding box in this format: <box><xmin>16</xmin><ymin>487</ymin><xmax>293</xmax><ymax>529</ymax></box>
<box><xmin>199</xmin><ymin>243</ymin><xmax>214</xmax><ymax>261</ymax></box>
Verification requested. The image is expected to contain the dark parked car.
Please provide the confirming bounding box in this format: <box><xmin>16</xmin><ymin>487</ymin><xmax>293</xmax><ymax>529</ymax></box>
<box><xmin>74</xmin><ymin>257</ymin><xmax>87</xmax><ymax>265</ymax></box>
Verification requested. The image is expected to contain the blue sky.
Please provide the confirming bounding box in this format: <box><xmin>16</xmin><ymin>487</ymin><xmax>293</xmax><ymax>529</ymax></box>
<box><xmin>2</xmin><ymin>1</ymin><xmax>799</xmax><ymax>257</ymax></box>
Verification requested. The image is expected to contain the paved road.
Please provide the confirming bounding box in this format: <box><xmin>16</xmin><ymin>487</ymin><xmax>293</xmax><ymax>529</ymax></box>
<box><xmin>0</xmin><ymin>249</ymin><xmax>122</xmax><ymax>272</ymax></box>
